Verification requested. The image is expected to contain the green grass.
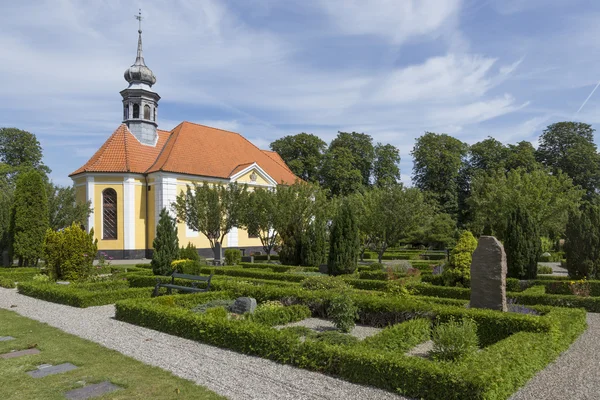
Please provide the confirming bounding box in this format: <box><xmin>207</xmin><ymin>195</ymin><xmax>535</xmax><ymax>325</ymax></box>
<box><xmin>0</xmin><ymin>309</ymin><xmax>224</xmax><ymax>400</ymax></box>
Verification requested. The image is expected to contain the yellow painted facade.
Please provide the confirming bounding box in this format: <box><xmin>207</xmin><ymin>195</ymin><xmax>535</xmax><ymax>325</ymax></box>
<box><xmin>74</xmin><ymin>164</ymin><xmax>273</xmax><ymax>257</ymax></box>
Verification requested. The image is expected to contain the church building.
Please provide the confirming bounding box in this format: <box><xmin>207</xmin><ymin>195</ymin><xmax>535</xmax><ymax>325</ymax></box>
<box><xmin>70</xmin><ymin>22</ymin><xmax>297</xmax><ymax>259</ymax></box>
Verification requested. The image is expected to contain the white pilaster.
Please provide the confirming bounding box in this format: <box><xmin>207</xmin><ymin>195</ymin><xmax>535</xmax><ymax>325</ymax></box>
<box><xmin>86</xmin><ymin>176</ymin><xmax>95</xmax><ymax>233</ymax></box>
<box><xmin>228</xmin><ymin>227</ymin><xmax>239</xmax><ymax>247</ymax></box>
<box><xmin>123</xmin><ymin>176</ymin><xmax>136</xmax><ymax>250</ymax></box>
<box><xmin>154</xmin><ymin>174</ymin><xmax>178</xmax><ymax>231</ymax></box>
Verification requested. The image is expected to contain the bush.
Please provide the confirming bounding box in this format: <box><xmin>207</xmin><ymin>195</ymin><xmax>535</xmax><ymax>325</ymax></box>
<box><xmin>0</xmin><ymin>277</ymin><xmax>15</xmax><ymax>288</ymax></box>
<box><xmin>327</xmin><ymin>200</ymin><xmax>359</xmax><ymax>275</ymax></box>
<box><xmin>312</xmin><ymin>331</ymin><xmax>359</xmax><ymax>346</ymax></box>
<box><xmin>565</xmin><ymin>205</ymin><xmax>600</xmax><ymax>279</ymax></box>
<box><xmin>361</xmin><ymin>319</ymin><xmax>431</xmax><ymax>352</ymax></box>
<box><xmin>301</xmin><ymin>276</ymin><xmax>349</xmax><ymax>291</ymax></box>
<box><xmin>505</xmin><ymin>207</ymin><xmax>541</xmax><ymax>279</ymax></box>
<box><xmin>43</xmin><ymin>223</ymin><xmax>98</xmax><ymax>281</ymax></box>
<box><xmin>152</xmin><ymin>208</ymin><xmax>179</xmax><ymax>276</ymax></box>
<box><xmin>248</xmin><ymin>304</ymin><xmax>311</xmax><ymax>326</ymax></box>
<box><xmin>179</xmin><ymin>242</ymin><xmax>200</xmax><ymax>261</ymax></box>
<box><xmin>328</xmin><ymin>290</ymin><xmax>358</xmax><ymax>333</ymax></box>
<box><xmin>430</xmin><ymin>317</ymin><xmax>479</xmax><ymax>361</ymax></box>
<box><xmin>538</xmin><ymin>265</ymin><xmax>553</xmax><ymax>275</ymax></box>
<box><xmin>172</xmin><ymin>259</ymin><xmax>204</xmax><ymax>275</ymax></box>
<box><xmin>224</xmin><ymin>249</ymin><xmax>242</xmax><ymax>266</ymax></box>
<box><xmin>441</xmin><ymin>231</ymin><xmax>477</xmax><ymax>287</ymax></box>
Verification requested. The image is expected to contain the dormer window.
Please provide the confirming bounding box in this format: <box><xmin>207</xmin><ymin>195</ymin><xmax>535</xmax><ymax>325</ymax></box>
<box><xmin>133</xmin><ymin>103</ymin><xmax>140</xmax><ymax>118</ymax></box>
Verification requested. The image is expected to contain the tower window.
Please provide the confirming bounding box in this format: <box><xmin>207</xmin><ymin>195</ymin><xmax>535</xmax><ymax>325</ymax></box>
<box><xmin>133</xmin><ymin>104</ymin><xmax>140</xmax><ymax>118</ymax></box>
<box><xmin>102</xmin><ymin>188</ymin><xmax>117</xmax><ymax>240</ymax></box>
<box><xmin>144</xmin><ymin>104</ymin><xmax>151</xmax><ymax>119</ymax></box>
<box><xmin>123</xmin><ymin>104</ymin><xmax>128</xmax><ymax>120</ymax></box>
<box><xmin>153</xmin><ymin>107</ymin><xmax>156</xmax><ymax>121</ymax></box>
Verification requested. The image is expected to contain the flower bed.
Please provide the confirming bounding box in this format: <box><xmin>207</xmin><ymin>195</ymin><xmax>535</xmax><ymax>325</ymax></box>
<box><xmin>115</xmin><ymin>287</ymin><xmax>586</xmax><ymax>400</ymax></box>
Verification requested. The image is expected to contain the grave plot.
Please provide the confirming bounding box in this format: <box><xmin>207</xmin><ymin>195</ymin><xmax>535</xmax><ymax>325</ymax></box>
<box><xmin>0</xmin><ymin>309</ymin><xmax>223</xmax><ymax>400</ymax></box>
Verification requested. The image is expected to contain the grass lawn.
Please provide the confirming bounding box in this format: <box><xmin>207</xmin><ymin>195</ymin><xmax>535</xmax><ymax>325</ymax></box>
<box><xmin>0</xmin><ymin>309</ymin><xmax>224</xmax><ymax>400</ymax></box>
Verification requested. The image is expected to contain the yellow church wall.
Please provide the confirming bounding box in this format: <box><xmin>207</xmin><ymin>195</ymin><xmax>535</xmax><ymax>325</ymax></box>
<box><xmin>94</xmin><ymin>183</ymin><xmax>125</xmax><ymax>251</ymax></box>
<box><xmin>147</xmin><ymin>183</ymin><xmax>156</xmax><ymax>247</ymax></box>
<box><xmin>135</xmin><ymin>182</ymin><xmax>147</xmax><ymax>250</ymax></box>
<box><xmin>75</xmin><ymin>184</ymin><xmax>86</xmax><ymax>206</ymax></box>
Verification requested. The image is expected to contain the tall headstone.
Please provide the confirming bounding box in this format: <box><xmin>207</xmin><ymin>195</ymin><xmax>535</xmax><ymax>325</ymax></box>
<box><xmin>470</xmin><ymin>236</ymin><xmax>507</xmax><ymax>312</ymax></box>
<box><xmin>213</xmin><ymin>242</ymin><xmax>223</xmax><ymax>265</ymax></box>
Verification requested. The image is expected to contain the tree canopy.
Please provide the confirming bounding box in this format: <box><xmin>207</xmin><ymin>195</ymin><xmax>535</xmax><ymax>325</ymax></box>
<box><xmin>269</xmin><ymin>133</ymin><xmax>327</xmax><ymax>183</ymax></box>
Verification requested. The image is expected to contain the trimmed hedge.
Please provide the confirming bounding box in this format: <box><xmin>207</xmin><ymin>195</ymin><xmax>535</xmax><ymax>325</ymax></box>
<box><xmin>199</xmin><ymin>266</ymin><xmax>307</xmax><ymax>282</ymax></box>
<box><xmin>253</xmin><ymin>254</ymin><xmax>280</xmax><ymax>261</ymax></box>
<box><xmin>248</xmin><ymin>304</ymin><xmax>311</xmax><ymax>326</ymax></box>
<box><xmin>17</xmin><ymin>282</ymin><xmax>153</xmax><ymax>307</ymax></box>
<box><xmin>0</xmin><ymin>269</ymin><xmax>40</xmax><ymax>282</ymax></box>
<box><xmin>125</xmin><ymin>273</ymin><xmax>299</xmax><ymax>290</ymax></box>
<box><xmin>0</xmin><ymin>277</ymin><xmax>16</xmax><ymax>288</ymax></box>
<box><xmin>115</xmin><ymin>288</ymin><xmax>586</xmax><ymax>400</ymax></box>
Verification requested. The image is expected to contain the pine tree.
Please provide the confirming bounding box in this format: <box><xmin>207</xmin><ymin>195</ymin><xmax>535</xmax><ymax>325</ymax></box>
<box><xmin>152</xmin><ymin>208</ymin><xmax>179</xmax><ymax>276</ymax></box>
<box><xmin>505</xmin><ymin>208</ymin><xmax>542</xmax><ymax>279</ymax></box>
<box><xmin>565</xmin><ymin>205</ymin><xmax>600</xmax><ymax>279</ymax></box>
<box><xmin>327</xmin><ymin>200</ymin><xmax>359</xmax><ymax>275</ymax></box>
<box><xmin>9</xmin><ymin>170</ymin><xmax>48</xmax><ymax>266</ymax></box>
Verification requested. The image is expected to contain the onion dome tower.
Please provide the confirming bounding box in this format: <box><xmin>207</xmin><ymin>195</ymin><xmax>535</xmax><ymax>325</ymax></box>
<box><xmin>120</xmin><ymin>10</ymin><xmax>160</xmax><ymax>146</ymax></box>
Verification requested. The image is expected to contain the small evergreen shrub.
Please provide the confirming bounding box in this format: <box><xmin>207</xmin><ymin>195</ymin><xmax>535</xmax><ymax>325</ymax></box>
<box><xmin>328</xmin><ymin>290</ymin><xmax>358</xmax><ymax>333</ymax></box>
<box><xmin>537</xmin><ymin>265</ymin><xmax>553</xmax><ymax>275</ymax></box>
<box><xmin>313</xmin><ymin>330</ymin><xmax>359</xmax><ymax>346</ymax></box>
<box><xmin>152</xmin><ymin>208</ymin><xmax>179</xmax><ymax>276</ymax></box>
<box><xmin>32</xmin><ymin>274</ymin><xmax>50</xmax><ymax>283</ymax></box>
<box><xmin>327</xmin><ymin>200</ymin><xmax>359</xmax><ymax>275</ymax></box>
<box><xmin>505</xmin><ymin>207</ymin><xmax>541</xmax><ymax>280</ymax></box>
<box><xmin>301</xmin><ymin>276</ymin><xmax>349</xmax><ymax>291</ymax></box>
<box><xmin>565</xmin><ymin>205</ymin><xmax>600</xmax><ymax>279</ymax></box>
<box><xmin>224</xmin><ymin>249</ymin><xmax>242</xmax><ymax>265</ymax></box>
<box><xmin>0</xmin><ymin>277</ymin><xmax>15</xmax><ymax>288</ymax></box>
<box><xmin>179</xmin><ymin>242</ymin><xmax>200</xmax><ymax>261</ymax></box>
<box><xmin>441</xmin><ymin>231</ymin><xmax>477</xmax><ymax>287</ymax></box>
<box><xmin>205</xmin><ymin>307</ymin><xmax>229</xmax><ymax>319</ymax></box>
<box><xmin>430</xmin><ymin>318</ymin><xmax>479</xmax><ymax>361</ymax></box>
<box><xmin>43</xmin><ymin>223</ymin><xmax>98</xmax><ymax>281</ymax></box>
<box><xmin>171</xmin><ymin>259</ymin><xmax>203</xmax><ymax>275</ymax></box>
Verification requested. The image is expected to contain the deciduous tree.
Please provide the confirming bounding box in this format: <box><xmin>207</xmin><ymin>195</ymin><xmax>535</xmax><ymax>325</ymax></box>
<box><xmin>270</xmin><ymin>133</ymin><xmax>326</xmax><ymax>183</ymax></box>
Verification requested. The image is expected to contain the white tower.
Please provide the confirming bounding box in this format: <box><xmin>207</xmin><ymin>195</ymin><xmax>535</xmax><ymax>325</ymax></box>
<box><xmin>120</xmin><ymin>10</ymin><xmax>160</xmax><ymax>146</ymax></box>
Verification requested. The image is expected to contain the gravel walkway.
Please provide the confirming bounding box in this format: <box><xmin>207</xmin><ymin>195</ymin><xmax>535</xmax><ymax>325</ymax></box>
<box><xmin>538</xmin><ymin>261</ymin><xmax>567</xmax><ymax>276</ymax></box>
<box><xmin>0</xmin><ymin>288</ymin><xmax>405</xmax><ymax>400</ymax></box>
<box><xmin>510</xmin><ymin>312</ymin><xmax>600</xmax><ymax>400</ymax></box>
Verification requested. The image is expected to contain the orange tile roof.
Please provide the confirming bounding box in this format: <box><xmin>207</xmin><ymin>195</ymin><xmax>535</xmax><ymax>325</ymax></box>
<box><xmin>70</xmin><ymin>122</ymin><xmax>298</xmax><ymax>185</ymax></box>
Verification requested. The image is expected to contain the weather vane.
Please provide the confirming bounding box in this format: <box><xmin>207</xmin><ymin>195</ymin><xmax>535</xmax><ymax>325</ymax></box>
<box><xmin>135</xmin><ymin>9</ymin><xmax>143</xmax><ymax>33</ymax></box>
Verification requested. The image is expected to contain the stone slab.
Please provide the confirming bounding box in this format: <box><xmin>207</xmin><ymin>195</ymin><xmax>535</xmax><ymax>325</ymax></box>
<box><xmin>0</xmin><ymin>348</ymin><xmax>40</xmax><ymax>359</ymax></box>
<box><xmin>0</xmin><ymin>336</ymin><xmax>15</xmax><ymax>342</ymax></box>
<box><xmin>27</xmin><ymin>362</ymin><xmax>78</xmax><ymax>378</ymax></box>
<box><xmin>470</xmin><ymin>235</ymin><xmax>507</xmax><ymax>311</ymax></box>
<box><xmin>65</xmin><ymin>381</ymin><xmax>121</xmax><ymax>400</ymax></box>
<box><xmin>229</xmin><ymin>297</ymin><xmax>257</xmax><ymax>314</ymax></box>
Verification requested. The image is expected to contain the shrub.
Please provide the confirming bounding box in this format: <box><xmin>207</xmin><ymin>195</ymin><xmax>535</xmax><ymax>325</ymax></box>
<box><xmin>0</xmin><ymin>277</ymin><xmax>15</xmax><ymax>288</ymax></box>
<box><xmin>538</xmin><ymin>265</ymin><xmax>553</xmax><ymax>275</ymax></box>
<box><xmin>328</xmin><ymin>290</ymin><xmax>358</xmax><ymax>333</ymax></box>
<box><xmin>565</xmin><ymin>205</ymin><xmax>600</xmax><ymax>279</ymax></box>
<box><xmin>43</xmin><ymin>223</ymin><xmax>98</xmax><ymax>281</ymax></box>
<box><xmin>441</xmin><ymin>231</ymin><xmax>477</xmax><ymax>287</ymax></box>
<box><xmin>367</xmin><ymin>262</ymin><xmax>384</xmax><ymax>271</ymax></box>
<box><xmin>505</xmin><ymin>207</ymin><xmax>541</xmax><ymax>279</ymax></box>
<box><xmin>361</xmin><ymin>319</ymin><xmax>431</xmax><ymax>352</ymax></box>
<box><xmin>172</xmin><ymin>259</ymin><xmax>203</xmax><ymax>275</ymax></box>
<box><xmin>327</xmin><ymin>200</ymin><xmax>359</xmax><ymax>275</ymax></box>
<box><xmin>301</xmin><ymin>276</ymin><xmax>349</xmax><ymax>291</ymax></box>
<box><xmin>179</xmin><ymin>242</ymin><xmax>200</xmax><ymax>261</ymax></box>
<box><xmin>312</xmin><ymin>331</ymin><xmax>359</xmax><ymax>346</ymax></box>
<box><xmin>248</xmin><ymin>304</ymin><xmax>311</xmax><ymax>326</ymax></box>
<box><xmin>540</xmin><ymin>237</ymin><xmax>554</xmax><ymax>253</ymax></box>
<box><xmin>32</xmin><ymin>274</ymin><xmax>50</xmax><ymax>283</ymax></box>
<box><xmin>430</xmin><ymin>317</ymin><xmax>479</xmax><ymax>361</ymax></box>
<box><xmin>205</xmin><ymin>307</ymin><xmax>229</xmax><ymax>319</ymax></box>
<box><xmin>152</xmin><ymin>208</ymin><xmax>179</xmax><ymax>276</ymax></box>
<box><xmin>191</xmin><ymin>299</ymin><xmax>235</xmax><ymax>314</ymax></box>
<box><xmin>224</xmin><ymin>249</ymin><xmax>242</xmax><ymax>266</ymax></box>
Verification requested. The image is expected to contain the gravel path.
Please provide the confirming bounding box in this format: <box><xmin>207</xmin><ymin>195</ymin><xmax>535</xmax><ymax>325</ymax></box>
<box><xmin>538</xmin><ymin>261</ymin><xmax>567</xmax><ymax>276</ymax></box>
<box><xmin>511</xmin><ymin>313</ymin><xmax>600</xmax><ymax>400</ymax></box>
<box><xmin>0</xmin><ymin>288</ymin><xmax>405</xmax><ymax>400</ymax></box>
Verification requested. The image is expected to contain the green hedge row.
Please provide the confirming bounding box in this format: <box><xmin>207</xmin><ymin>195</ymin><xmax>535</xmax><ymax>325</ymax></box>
<box><xmin>17</xmin><ymin>282</ymin><xmax>153</xmax><ymax>307</ymax></box>
<box><xmin>115</xmin><ymin>290</ymin><xmax>585</xmax><ymax>400</ymax></box>
<box><xmin>125</xmin><ymin>273</ymin><xmax>299</xmax><ymax>290</ymax></box>
<box><xmin>238</xmin><ymin>262</ymin><xmax>320</xmax><ymax>273</ymax></box>
<box><xmin>0</xmin><ymin>269</ymin><xmax>40</xmax><ymax>282</ymax></box>
<box><xmin>0</xmin><ymin>277</ymin><xmax>16</xmax><ymax>288</ymax></box>
<box><xmin>199</xmin><ymin>266</ymin><xmax>308</xmax><ymax>282</ymax></box>
<box><xmin>248</xmin><ymin>305</ymin><xmax>311</xmax><ymax>326</ymax></box>
<box><xmin>252</xmin><ymin>254</ymin><xmax>280</xmax><ymax>261</ymax></box>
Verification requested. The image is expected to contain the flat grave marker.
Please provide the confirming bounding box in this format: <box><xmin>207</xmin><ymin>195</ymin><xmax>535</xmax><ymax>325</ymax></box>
<box><xmin>27</xmin><ymin>363</ymin><xmax>78</xmax><ymax>378</ymax></box>
<box><xmin>0</xmin><ymin>348</ymin><xmax>41</xmax><ymax>359</ymax></box>
<box><xmin>65</xmin><ymin>381</ymin><xmax>122</xmax><ymax>400</ymax></box>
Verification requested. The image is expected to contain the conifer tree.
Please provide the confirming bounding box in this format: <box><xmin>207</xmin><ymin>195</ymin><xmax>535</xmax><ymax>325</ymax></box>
<box><xmin>505</xmin><ymin>207</ymin><xmax>542</xmax><ymax>279</ymax></box>
<box><xmin>152</xmin><ymin>208</ymin><xmax>179</xmax><ymax>276</ymax></box>
<box><xmin>301</xmin><ymin>215</ymin><xmax>328</xmax><ymax>267</ymax></box>
<box><xmin>442</xmin><ymin>230</ymin><xmax>477</xmax><ymax>287</ymax></box>
<box><xmin>565</xmin><ymin>205</ymin><xmax>600</xmax><ymax>279</ymax></box>
<box><xmin>327</xmin><ymin>200</ymin><xmax>359</xmax><ymax>275</ymax></box>
<box><xmin>9</xmin><ymin>170</ymin><xmax>48</xmax><ymax>266</ymax></box>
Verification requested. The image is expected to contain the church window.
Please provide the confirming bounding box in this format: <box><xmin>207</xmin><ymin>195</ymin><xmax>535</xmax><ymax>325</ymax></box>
<box><xmin>103</xmin><ymin>188</ymin><xmax>118</xmax><ymax>240</ymax></box>
<box><xmin>133</xmin><ymin>103</ymin><xmax>139</xmax><ymax>118</ymax></box>
<box><xmin>144</xmin><ymin>104</ymin><xmax>151</xmax><ymax>119</ymax></box>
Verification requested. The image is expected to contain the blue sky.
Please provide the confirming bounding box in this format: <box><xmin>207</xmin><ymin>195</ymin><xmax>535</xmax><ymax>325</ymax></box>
<box><xmin>1</xmin><ymin>0</ymin><xmax>600</xmax><ymax>186</ymax></box>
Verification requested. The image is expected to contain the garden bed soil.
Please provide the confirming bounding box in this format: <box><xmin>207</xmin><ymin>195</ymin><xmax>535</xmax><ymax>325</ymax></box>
<box><xmin>275</xmin><ymin>317</ymin><xmax>382</xmax><ymax>340</ymax></box>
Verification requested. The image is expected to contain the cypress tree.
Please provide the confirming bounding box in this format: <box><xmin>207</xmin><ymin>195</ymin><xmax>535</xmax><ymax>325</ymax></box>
<box><xmin>505</xmin><ymin>207</ymin><xmax>541</xmax><ymax>279</ymax></box>
<box><xmin>565</xmin><ymin>205</ymin><xmax>600</xmax><ymax>279</ymax></box>
<box><xmin>152</xmin><ymin>208</ymin><xmax>179</xmax><ymax>276</ymax></box>
<box><xmin>301</xmin><ymin>215</ymin><xmax>327</xmax><ymax>267</ymax></box>
<box><xmin>9</xmin><ymin>170</ymin><xmax>48</xmax><ymax>266</ymax></box>
<box><xmin>327</xmin><ymin>200</ymin><xmax>359</xmax><ymax>275</ymax></box>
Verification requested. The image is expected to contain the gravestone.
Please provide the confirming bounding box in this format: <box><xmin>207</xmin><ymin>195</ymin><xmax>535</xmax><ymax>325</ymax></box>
<box><xmin>0</xmin><ymin>348</ymin><xmax>40</xmax><ymax>359</ymax></box>
<box><xmin>470</xmin><ymin>236</ymin><xmax>507</xmax><ymax>311</ymax></box>
<box><xmin>213</xmin><ymin>243</ymin><xmax>223</xmax><ymax>266</ymax></box>
<box><xmin>0</xmin><ymin>336</ymin><xmax>15</xmax><ymax>342</ymax></box>
<box><xmin>229</xmin><ymin>297</ymin><xmax>257</xmax><ymax>314</ymax></box>
<box><xmin>65</xmin><ymin>381</ymin><xmax>121</xmax><ymax>400</ymax></box>
<box><xmin>27</xmin><ymin>363</ymin><xmax>78</xmax><ymax>378</ymax></box>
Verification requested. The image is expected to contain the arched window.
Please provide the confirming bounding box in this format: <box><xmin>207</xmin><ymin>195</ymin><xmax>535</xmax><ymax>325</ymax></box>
<box><xmin>144</xmin><ymin>104</ymin><xmax>151</xmax><ymax>119</ymax></box>
<box><xmin>153</xmin><ymin>107</ymin><xmax>156</xmax><ymax>121</ymax></box>
<box><xmin>123</xmin><ymin>104</ymin><xmax>128</xmax><ymax>120</ymax></box>
<box><xmin>133</xmin><ymin>104</ymin><xmax>139</xmax><ymax>118</ymax></box>
<box><xmin>103</xmin><ymin>189</ymin><xmax>117</xmax><ymax>240</ymax></box>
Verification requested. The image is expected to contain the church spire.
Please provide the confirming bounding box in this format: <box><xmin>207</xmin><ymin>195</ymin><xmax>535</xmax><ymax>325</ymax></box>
<box><xmin>120</xmin><ymin>9</ymin><xmax>160</xmax><ymax>146</ymax></box>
